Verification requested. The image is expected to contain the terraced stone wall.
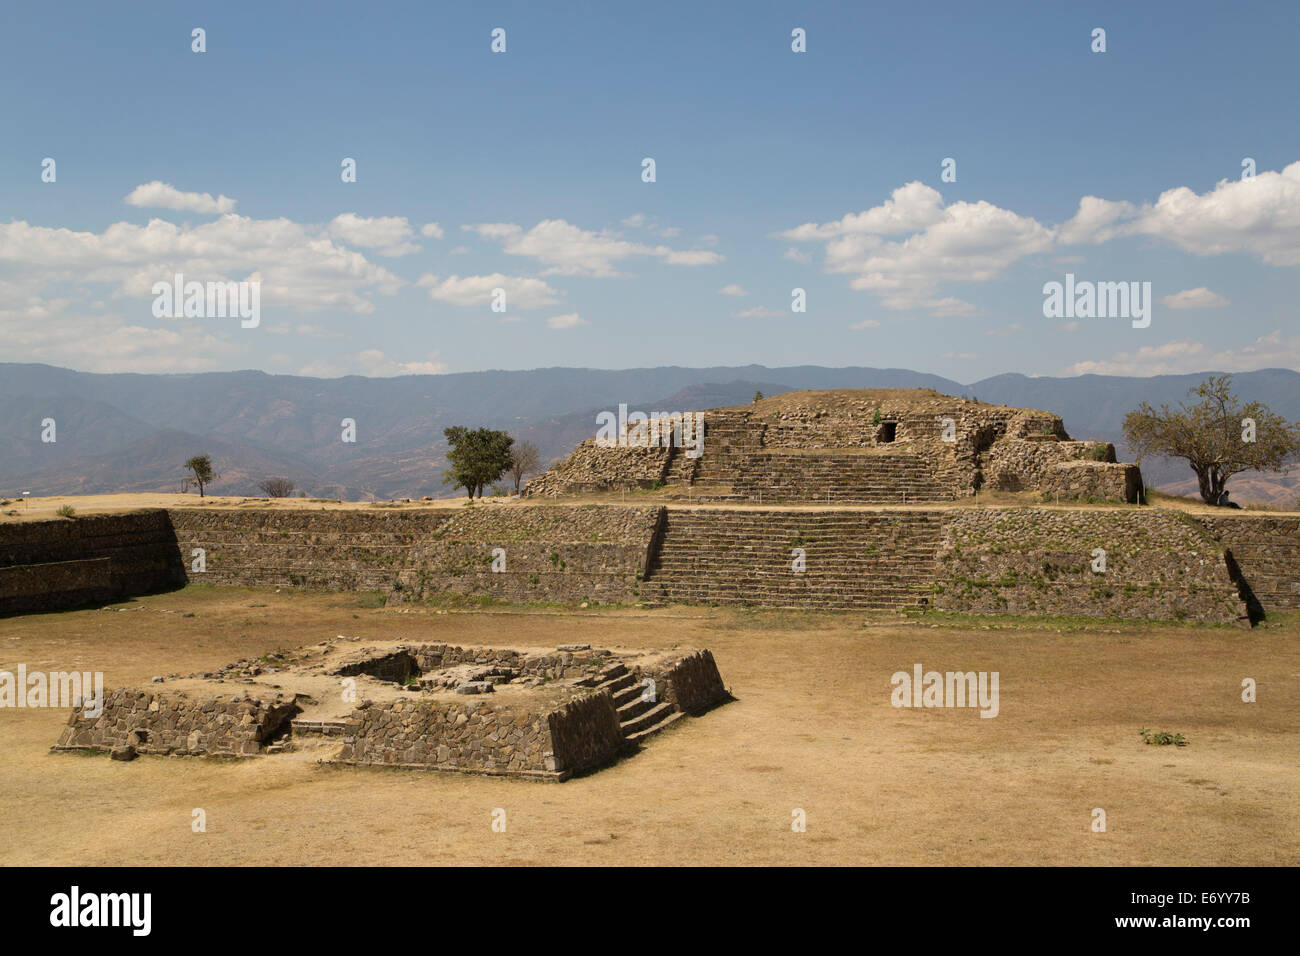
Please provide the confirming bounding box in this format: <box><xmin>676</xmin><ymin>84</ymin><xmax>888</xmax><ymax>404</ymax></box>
<box><xmin>0</xmin><ymin>511</ymin><xmax>184</xmax><ymax>613</ymax></box>
<box><xmin>933</xmin><ymin>509</ymin><xmax>1246</xmax><ymax>624</ymax></box>
<box><xmin>170</xmin><ymin>505</ymin><xmax>662</xmax><ymax>605</ymax></box>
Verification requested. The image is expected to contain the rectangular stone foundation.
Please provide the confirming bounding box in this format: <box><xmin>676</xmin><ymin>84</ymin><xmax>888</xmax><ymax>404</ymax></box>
<box><xmin>333</xmin><ymin>691</ymin><xmax>628</xmax><ymax>781</ymax></box>
<box><xmin>53</xmin><ymin>688</ymin><xmax>299</xmax><ymax>757</ymax></box>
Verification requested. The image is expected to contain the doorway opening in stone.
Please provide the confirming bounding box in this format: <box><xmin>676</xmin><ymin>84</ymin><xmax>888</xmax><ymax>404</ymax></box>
<box><xmin>335</xmin><ymin>650</ymin><xmax>422</xmax><ymax>685</ymax></box>
<box><xmin>878</xmin><ymin>421</ymin><xmax>897</xmax><ymax>443</ymax></box>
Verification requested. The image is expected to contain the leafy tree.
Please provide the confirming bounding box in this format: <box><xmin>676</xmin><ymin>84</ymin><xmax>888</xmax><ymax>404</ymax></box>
<box><xmin>753</xmin><ymin>390</ymin><xmax>764</xmax><ymax>403</ymax></box>
<box><xmin>183</xmin><ymin>455</ymin><xmax>219</xmax><ymax>498</ymax></box>
<box><xmin>257</xmin><ymin>477</ymin><xmax>295</xmax><ymax>498</ymax></box>
<box><xmin>442</xmin><ymin>427</ymin><xmax>514</xmax><ymax>499</ymax></box>
<box><xmin>508</xmin><ymin>440</ymin><xmax>540</xmax><ymax>493</ymax></box>
<box><xmin>1123</xmin><ymin>375</ymin><xmax>1300</xmax><ymax>506</ymax></box>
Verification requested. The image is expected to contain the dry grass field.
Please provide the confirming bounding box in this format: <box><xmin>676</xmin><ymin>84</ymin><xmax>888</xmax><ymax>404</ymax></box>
<box><xmin>1</xmin><ymin>585</ymin><xmax>1296</xmax><ymax>866</ymax></box>
<box><xmin>5</xmin><ymin>490</ymin><xmax>1294</xmax><ymax>524</ymax></box>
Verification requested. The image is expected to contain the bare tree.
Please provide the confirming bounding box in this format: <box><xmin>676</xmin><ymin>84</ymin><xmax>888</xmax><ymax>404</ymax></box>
<box><xmin>508</xmin><ymin>440</ymin><xmax>540</xmax><ymax>493</ymax></box>
<box><xmin>257</xmin><ymin>477</ymin><xmax>296</xmax><ymax>498</ymax></box>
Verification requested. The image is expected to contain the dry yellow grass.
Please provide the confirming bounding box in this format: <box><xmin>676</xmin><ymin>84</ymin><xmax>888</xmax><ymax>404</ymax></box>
<box><xmin>1</xmin><ymin>587</ymin><xmax>1296</xmax><ymax>866</ymax></box>
<box><xmin>5</xmin><ymin>490</ymin><xmax>1296</xmax><ymax>522</ymax></box>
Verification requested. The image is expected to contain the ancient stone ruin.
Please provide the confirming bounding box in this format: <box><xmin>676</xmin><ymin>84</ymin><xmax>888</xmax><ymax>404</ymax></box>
<box><xmin>5</xmin><ymin>387</ymin><xmax>1298</xmax><ymax>628</ymax></box>
<box><xmin>52</xmin><ymin>639</ymin><xmax>730</xmax><ymax>780</ymax></box>
<box><xmin>524</xmin><ymin>388</ymin><xmax>1143</xmax><ymax>504</ymax></box>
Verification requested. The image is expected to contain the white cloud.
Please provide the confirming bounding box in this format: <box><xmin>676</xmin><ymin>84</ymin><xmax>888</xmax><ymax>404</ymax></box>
<box><xmin>0</xmin><ymin>214</ymin><xmax>404</xmax><ymax>316</ymax></box>
<box><xmin>1062</xmin><ymin>330</ymin><xmax>1300</xmax><ymax>376</ymax></box>
<box><xmin>719</xmin><ymin>284</ymin><xmax>748</xmax><ymax>296</ymax></box>
<box><xmin>463</xmin><ymin>218</ymin><xmax>722</xmax><ymax>277</ymax></box>
<box><xmin>781</xmin><ymin>181</ymin><xmax>1054</xmax><ymax>314</ymax></box>
<box><xmin>0</xmin><ymin>288</ymin><xmax>243</xmax><ymax>373</ymax></box>
<box><xmin>293</xmin><ymin>323</ymin><xmax>344</xmax><ymax>339</ymax></box>
<box><xmin>780</xmin><ymin>182</ymin><xmax>947</xmax><ymax>241</ymax></box>
<box><xmin>420</xmin><ymin>222</ymin><xmax>445</xmax><ymax>239</ymax></box>
<box><xmin>1132</xmin><ymin>163</ymin><xmax>1300</xmax><ymax>265</ymax></box>
<box><xmin>124</xmin><ymin>181</ymin><xmax>236</xmax><ymax>215</ymax></box>
<box><xmin>300</xmin><ymin>349</ymin><xmax>448</xmax><ymax>378</ymax></box>
<box><xmin>732</xmin><ymin>306</ymin><xmax>785</xmax><ymax>318</ymax></box>
<box><xmin>983</xmin><ymin>322</ymin><xmax>1024</xmax><ymax>337</ymax></box>
<box><xmin>327</xmin><ymin>213</ymin><xmax>420</xmax><ymax>257</ymax></box>
<box><xmin>546</xmin><ymin>312</ymin><xmax>587</xmax><ymax>330</ymax></box>
<box><xmin>415</xmin><ymin>273</ymin><xmax>561</xmax><ymax>309</ymax></box>
<box><xmin>1159</xmin><ymin>287</ymin><xmax>1230</xmax><ymax>309</ymax></box>
<box><xmin>1060</xmin><ymin>162</ymin><xmax>1300</xmax><ymax>266</ymax></box>
<box><xmin>928</xmin><ymin>297</ymin><xmax>980</xmax><ymax>317</ymax></box>
<box><xmin>784</xmin><ymin>247</ymin><xmax>812</xmax><ymax>264</ymax></box>
<box><xmin>621</xmin><ymin>213</ymin><xmax>682</xmax><ymax>238</ymax></box>
<box><xmin>850</xmin><ymin>319</ymin><xmax>880</xmax><ymax>329</ymax></box>
<box><xmin>781</xmin><ymin>161</ymin><xmax>1300</xmax><ymax>318</ymax></box>
<box><xmin>357</xmin><ymin>348</ymin><xmax>447</xmax><ymax>375</ymax></box>
<box><xmin>1058</xmin><ymin>196</ymin><xmax>1137</xmax><ymax>245</ymax></box>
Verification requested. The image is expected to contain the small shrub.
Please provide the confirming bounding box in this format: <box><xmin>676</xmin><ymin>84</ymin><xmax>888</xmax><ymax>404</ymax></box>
<box><xmin>56</xmin><ymin>505</ymin><xmax>76</xmax><ymax>518</ymax></box>
<box><xmin>1139</xmin><ymin>727</ymin><xmax>1188</xmax><ymax>747</ymax></box>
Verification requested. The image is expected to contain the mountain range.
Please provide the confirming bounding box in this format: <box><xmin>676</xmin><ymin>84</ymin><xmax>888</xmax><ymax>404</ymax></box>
<box><xmin>3</xmin><ymin>363</ymin><xmax>1298</xmax><ymax>504</ymax></box>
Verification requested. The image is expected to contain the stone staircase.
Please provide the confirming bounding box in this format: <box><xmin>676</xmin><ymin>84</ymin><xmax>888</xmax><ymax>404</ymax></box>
<box><xmin>640</xmin><ymin>508</ymin><xmax>944</xmax><ymax>609</ymax></box>
<box><xmin>586</xmin><ymin>662</ymin><xmax>684</xmax><ymax>742</ymax></box>
<box><xmin>663</xmin><ymin>444</ymin><xmax>700</xmax><ymax>485</ymax></box>
<box><xmin>731</xmin><ymin>451</ymin><xmax>955</xmax><ymax>504</ymax></box>
<box><xmin>691</xmin><ymin>415</ymin><xmax>765</xmax><ymax>488</ymax></box>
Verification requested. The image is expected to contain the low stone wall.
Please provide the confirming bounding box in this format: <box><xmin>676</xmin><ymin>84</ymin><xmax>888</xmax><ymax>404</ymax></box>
<box><xmin>169</xmin><ymin>508</ymin><xmax>454</xmax><ymax>590</ymax></box>
<box><xmin>1039</xmin><ymin>461</ymin><xmax>1142</xmax><ymax>504</ymax></box>
<box><xmin>409</xmin><ymin>644</ymin><xmax>609</xmax><ymax>680</ymax></box>
<box><xmin>933</xmin><ymin>509</ymin><xmax>1246</xmax><ymax>623</ymax></box>
<box><xmin>546</xmin><ymin>692</ymin><xmax>628</xmax><ymax>773</ymax></box>
<box><xmin>649</xmin><ymin>650</ymin><xmax>729</xmax><ymax>715</ymax></box>
<box><xmin>0</xmin><ymin>511</ymin><xmax>184</xmax><ymax>612</ymax></box>
<box><xmin>0</xmin><ymin>558</ymin><xmax>113</xmax><ymax>613</ymax></box>
<box><xmin>171</xmin><ymin>505</ymin><xmax>663</xmax><ymax>605</ymax></box>
<box><xmin>53</xmin><ymin>688</ymin><xmax>299</xmax><ymax>757</ymax></box>
<box><xmin>523</xmin><ymin>440</ymin><xmax>673</xmax><ymax>495</ymax></box>
<box><xmin>334</xmin><ymin>692</ymin><xmax>625</xmax><ymax>779</ymax></box>
<box><xmin>985</xmin><ymin>440</ymin><xmax>1117</xmax><ymax>492</ymax></box>
<box><xmin>397</xmin><ymin>505</ymin><xmax>662</xmax><ymax>604</ymax></box>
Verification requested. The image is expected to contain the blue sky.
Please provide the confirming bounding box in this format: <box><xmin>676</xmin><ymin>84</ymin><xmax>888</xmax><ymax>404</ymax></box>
<box><xmin>2</xmin><ymin>0</ymin><xmax>1298</xmax><ymax>380</ymax></box>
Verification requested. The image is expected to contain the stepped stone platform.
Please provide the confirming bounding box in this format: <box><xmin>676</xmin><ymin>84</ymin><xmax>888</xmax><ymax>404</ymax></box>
<box><xmin>642</xmin><ymin>508</ymin><xmax>944</xmax><ymax>610</ymax></box>
<box><xmin>525</xmin><ymin>388</ymin><xmax>1142</xmax><ymax>505</ymax></box>
<box><xmin>52</xmin><ymin>637</ymin><xmax>730</xmax><ymax>781</ymax></box>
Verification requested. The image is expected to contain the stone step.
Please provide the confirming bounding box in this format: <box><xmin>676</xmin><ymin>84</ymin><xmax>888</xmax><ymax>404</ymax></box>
<box><xmin>620</xmin><ymin>700</ymin><xmax>679</xmax><ymax>736</ymax></box>
<box><xmin>612</xmin><ymin>682</ymin><xmax>647</xmax><ymax>708</ymax></box>
<box><xmin>617</xmin><ymin>694</ymin><xmax>657</xmax><ymax>722</ymax></box>
<box><xmin>594</xmin><ymin>671</ymin><xmax>637</xmax><ymax>695</ymax></box>
<box><xmin>290</xmin><ymin>719</ymin><xmax>349</xmax><ymax>737</ymax></box>
<box><xmin>625</xmin><ymin>708</ymin><xmax>686</xmax><ymax>742</ymax></box>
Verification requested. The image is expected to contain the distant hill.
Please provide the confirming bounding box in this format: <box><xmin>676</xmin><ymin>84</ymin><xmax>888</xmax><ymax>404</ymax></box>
<box><xmin>2</xmin><ymin>363</ymin><xmax>1297</xmax><ymax>502</ymax></box>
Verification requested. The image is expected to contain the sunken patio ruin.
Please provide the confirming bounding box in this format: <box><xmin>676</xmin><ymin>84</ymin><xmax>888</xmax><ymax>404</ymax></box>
<box><xmin>52</xmin><ymin>638</ymin><xmax>730</xmax><ymax>781</ymax></box>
